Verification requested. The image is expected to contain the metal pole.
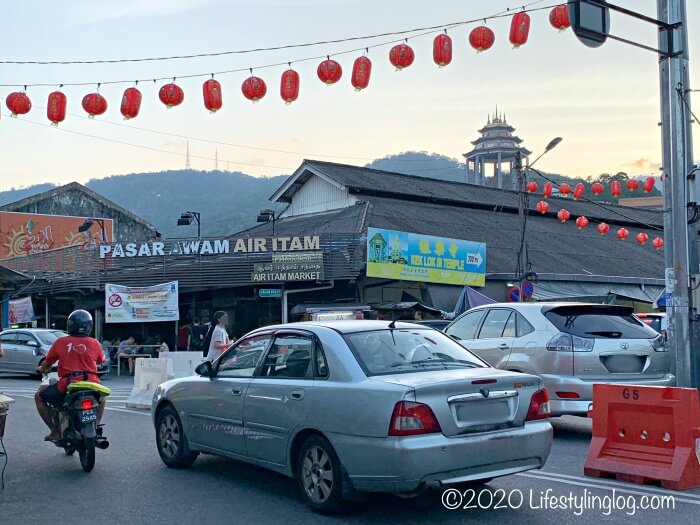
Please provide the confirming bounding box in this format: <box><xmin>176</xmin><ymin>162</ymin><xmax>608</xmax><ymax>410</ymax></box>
<box><xmin>657</xmin><ymin>0</ymin><xmax>697</xmax><ymax>387</ymax></box>
<box><xmin>515</xmin><ymin>151</ymin><xmax>527</xmax><ymax>301</ymax></box>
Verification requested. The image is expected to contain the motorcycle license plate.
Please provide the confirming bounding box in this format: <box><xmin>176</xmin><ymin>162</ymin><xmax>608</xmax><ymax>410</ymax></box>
<box><xmin>80</xmin><ymin>409</ymin><xmax>97</xmax><ymax>423</ymax></box>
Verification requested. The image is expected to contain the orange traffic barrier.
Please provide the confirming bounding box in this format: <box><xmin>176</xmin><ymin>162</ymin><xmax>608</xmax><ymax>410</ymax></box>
<box><xmin>584</xmin><ymin>384</ymin><xmax>700</xmax><ymax>490</ymax></box>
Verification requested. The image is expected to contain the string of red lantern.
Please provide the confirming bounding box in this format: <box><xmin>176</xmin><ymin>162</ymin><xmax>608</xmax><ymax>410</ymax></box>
<box><xmin>1</xmin><ymin>4</ymin><xmax>572</xmax><ymax>123</ymax></box>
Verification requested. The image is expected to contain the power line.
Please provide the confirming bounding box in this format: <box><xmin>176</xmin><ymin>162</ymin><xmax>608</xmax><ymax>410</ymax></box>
<box><xmin>0</xmin><ymin>1</ymin><xmax>549</xmax><ymax>66</ymax></box>
<box><xmin>8</xmin><ymin>117</ymin><xmax>295</xmax><ymax>171</ymax></box>
<box><xmin>0</xmin><ymin>2</ymin><xmax>557</xmax><ymax>88</ymax></box>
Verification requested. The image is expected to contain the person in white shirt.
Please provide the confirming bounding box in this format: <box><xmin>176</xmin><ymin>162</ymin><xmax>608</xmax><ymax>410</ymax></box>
<box><xmin>206</xmin><ymin>311</ymin><xmax>230</xmax><ymax>361</ymax></box>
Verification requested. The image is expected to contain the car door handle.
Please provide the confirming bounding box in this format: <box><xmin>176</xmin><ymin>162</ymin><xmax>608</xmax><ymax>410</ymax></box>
<box><xmin>290</xmin><ymin>389</ymin><xmax>305</xmax><ymax>401</ymax></box>
<box><xmin>498</xmin><ymin>344</ymin><xmax>510</xmax><ymax>350</ymax></box>
<box><xmin>231</xmin><ymin>386</ymin><xmax>243</xmax><ymax>396</ymax></box>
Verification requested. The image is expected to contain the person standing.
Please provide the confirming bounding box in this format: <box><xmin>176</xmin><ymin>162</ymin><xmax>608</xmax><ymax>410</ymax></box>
<box><xmin>177</xmin><ymin>322</ymin><xmax>191</xmax><ymax>352</ymax></box>
<box><xmin>190</xmin><ymin>317</ymin><xmax>207</xmax><ymax>355</ymax></box>
<box><xmin>205</xmin><ymin>311</ymin><xmax>230</xmax><ymax>361</ymax></box>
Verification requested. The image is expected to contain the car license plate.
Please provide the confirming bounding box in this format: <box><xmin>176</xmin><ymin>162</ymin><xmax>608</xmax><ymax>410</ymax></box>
<box><xmin>455</xmin><ymin>400</ymin><xmax>510</xmax><ymax>425</ymax></box>
<box><xmin>80</xmin><ymin>409</ymin><xmax>97</xmax><ymax>423</ymax></box>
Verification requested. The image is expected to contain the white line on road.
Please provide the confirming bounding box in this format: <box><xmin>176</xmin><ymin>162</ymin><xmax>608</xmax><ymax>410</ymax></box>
<box><xmin>2</xmin><ymin>392</ymin><xmax>150</xmax><ymax>416</ymax></box>
<box><xmin>518</xmin><ymin>472</ymin><xmax>700</xmax><ymax>506</ymax></box>
<box><xmin>529</xmin><ymin>470</ymin><xmax>700</xmax><ymax>500</ymax></box>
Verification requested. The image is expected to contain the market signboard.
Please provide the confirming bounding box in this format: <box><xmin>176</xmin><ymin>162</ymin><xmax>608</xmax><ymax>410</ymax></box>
<box><xmin>366</xmin><ymin>228</ymin><xmax>486</xmax><ymax>287</ymax></box>
<box><xmin>105</xmin><ymin>281</ymin><xmax>179</xmax><ymax>323</ymax></box>
<box><xmin>252</xmin><ymin>251</ymin><xmax>324</xmax><ymax>283</ymax></box>
<box><xmin>0</xmin><ymin>211</ymin><xmax>113</xmax><ymax>260</ymax></box>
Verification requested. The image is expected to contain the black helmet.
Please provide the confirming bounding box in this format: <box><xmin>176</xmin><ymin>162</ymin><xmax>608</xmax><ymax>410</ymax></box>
<box><xmin>67</xmin><ymin>309</ymin><xmax>93</xmax><ymax>337</ymax></box>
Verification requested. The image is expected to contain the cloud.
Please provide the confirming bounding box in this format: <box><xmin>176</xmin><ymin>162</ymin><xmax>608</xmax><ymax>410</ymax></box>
<box><xmin>71</xmin><ymin>0</ymin><xmax>216</xmax><ymax>22</ymax></box>
<box><xmin>622</xmin><ymin>158</ymin><xmax>661</xmax><ymax>171</ymax></box>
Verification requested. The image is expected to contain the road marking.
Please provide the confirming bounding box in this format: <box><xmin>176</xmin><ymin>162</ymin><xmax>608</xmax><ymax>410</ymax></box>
<box><xmin>530</xmin><ymin>470</ymin><xmax>700</xmax><ymax>500</ymax></box>
<box><xmin>518</xmin><ymin>472</ymin><xmax>700</xmax><ymax>506</ymax></box>
<box><xmin>0</xmin><ymin>392</ymin><xmax>150</xmax><ymax>416</ymax></box>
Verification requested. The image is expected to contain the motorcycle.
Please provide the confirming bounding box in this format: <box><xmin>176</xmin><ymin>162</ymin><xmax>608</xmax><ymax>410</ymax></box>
<box><xmin>42</xmin><ymin>368</ymin><xmax>110</xmax><ymax>472</ymax></box>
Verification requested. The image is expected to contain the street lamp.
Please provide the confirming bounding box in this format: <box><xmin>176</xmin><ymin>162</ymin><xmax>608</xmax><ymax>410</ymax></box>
<box><xmin>257</xmin><ymin>209</ymin><xmax>276</xmax><ymax>237</ymax></box>
<box><xmin>177</xmin><ymin>211</ymin><xmax>201</xmax><ymax>238</ymax></box>
<box><xmin>78</xmin><ymin>218</ymin><xmax>107</xmax><ymax>243</ymax></box>
<box><xmin>515</xmin><ymin>137</ymin><xmax>563</xmax><ymax>300</ymax></box>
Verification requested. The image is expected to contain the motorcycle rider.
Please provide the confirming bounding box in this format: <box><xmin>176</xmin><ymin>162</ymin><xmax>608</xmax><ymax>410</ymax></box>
<box><xmin>35</xmin><ymin>309</ymin><xmax>107</xmax><ymax>442</ymax></box>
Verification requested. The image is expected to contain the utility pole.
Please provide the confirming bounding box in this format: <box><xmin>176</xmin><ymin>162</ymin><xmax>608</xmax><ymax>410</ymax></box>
<box><xmin>515</xmin><ymin>150</ymin><xmax>528</xmax><ymax>298</ymax></box>
<box><xmin>657</xmin><ymin>0</ymin><xmax>697</xmax><ymax>387</ymax></box>
<box><xmin>185</xmin><ymin>141</ymin><xmax>191</xmax><ymax>169</ymax></box>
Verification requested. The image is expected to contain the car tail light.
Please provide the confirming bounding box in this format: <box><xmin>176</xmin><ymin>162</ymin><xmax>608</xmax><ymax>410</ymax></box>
<box><xmin>650</xmin><ymin>335</ymin><xmax>668</xmax><ymax>352</ymax></box>
<box><xmin>546</xmin><ymin>333</ymin><xmax>594</xmax><ymax>352</ymax></box>
<box><xmin>80</xmin><ymin>398</ymin><xmax>94</xmax><ymax>410</ymax></box>
<box><xmin>526</xmin><ymin>389</ymin><xmax>551</xmax><ymax>421</ymax></box>
<box><xmin>555</xmin><ymin>391</ymin><xmax>581</xmax><ymax>399</ymax></box>
<box><xmin>388</xmin><ymin>401</ymin><xmax>441</xmax><ymax>436</ymax></box>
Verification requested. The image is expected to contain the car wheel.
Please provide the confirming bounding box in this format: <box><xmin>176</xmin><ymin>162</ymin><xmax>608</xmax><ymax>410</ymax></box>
<box><xmin>156</xmin><ymin>405</ymin><xmax>198</xmax><ymax>469</ymax></box>
<box><xmin>297</xmin><ymin>435</ymin><xmax>345</xmax><ymax>514</ymax></box>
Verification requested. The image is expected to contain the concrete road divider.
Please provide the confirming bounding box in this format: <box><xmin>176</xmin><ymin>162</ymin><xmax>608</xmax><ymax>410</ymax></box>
<box><xmin>126</xmin><ymin>358</ymin><xmax>169</xmax><ymax>410</ymax></box>
<box><xmin>584</xmin><ymin>384</ymin><xmax>700</xmax><ymax>490</ymax></box>
<box><xmin>159</xmin><ymin>351</ymin><xmax>204</xmax><ymax>379</ymax></box>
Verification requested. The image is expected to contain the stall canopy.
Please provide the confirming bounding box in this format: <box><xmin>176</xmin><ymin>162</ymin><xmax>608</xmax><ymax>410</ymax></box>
<box><xmin>532</xmin><ymin>281</ymin><xmax>664</xmax><ymax>304</ymax></box>
<box><xmin>376</xmin><ymin>302</ymin><xmax>444</xmax><ymax>316</ymax></box>
<box><xmin>290</xmin><ymin>303</ymin><xmax>371</xmax><ymax>316</ymax></box>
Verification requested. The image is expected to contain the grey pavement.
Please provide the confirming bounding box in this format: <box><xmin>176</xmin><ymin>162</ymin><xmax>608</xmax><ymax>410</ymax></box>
<box><xmin>1</xmin><ymin>373</ymin><xmax>698</xmax><ymax>525</ymax></box>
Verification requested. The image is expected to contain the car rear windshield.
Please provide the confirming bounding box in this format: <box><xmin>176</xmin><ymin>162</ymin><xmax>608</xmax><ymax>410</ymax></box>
<box><xmin>544</xmin><ymin>307</ymin><xmax>658</xmax><ymax>339</ymax></box>
<box><xmin>35</xmin><ymin>330</ymin><xmax>68</xmax><ymax>345</ymax></box>
<box><xmin>344</xmin><ymin>329</ymin><xmax>486</xmax><ymax>376</ymax></box>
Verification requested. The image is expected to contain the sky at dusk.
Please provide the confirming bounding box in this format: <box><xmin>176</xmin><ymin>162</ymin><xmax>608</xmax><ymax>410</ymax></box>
<box><xmin>1</xmin><ymin>0</ymin><xmax>698</xmax><ymax>191</ymax></box>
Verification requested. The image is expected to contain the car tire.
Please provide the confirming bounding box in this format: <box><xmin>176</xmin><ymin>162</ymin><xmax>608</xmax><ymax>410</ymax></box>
<box><xmin>156</xmin><ymin>405</ymin><xmax>198</xmax><ymax>469</ymax></box>
<box><xmin>296</xmin><ymin>435</ymin><xmax>345</xmax><ymax>514</ymax></box>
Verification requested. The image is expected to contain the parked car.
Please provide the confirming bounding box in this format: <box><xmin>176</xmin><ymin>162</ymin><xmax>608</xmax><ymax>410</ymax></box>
<box><xmin>445</xmin><ymin>303</ymin><xmax>673</xmax><ymax>417</ymax></box>
<box><xmin>413</xmin><ymin>319</ymin><xmax>450</xmax><ymax>331</ymax></box>
<box><xmin>152</xmin><ymin>321</ymin><xmax>553</xmax><ymax>513</ymax></box>
<box><xmin>635</xmin><ymin>312</ymin><xmax>668</xmax><ymax>340</ymax></box>
<box><xmin>0</xmin><ymin>328</ymin><xmax>109</xmax><ymax>378</ymax></box>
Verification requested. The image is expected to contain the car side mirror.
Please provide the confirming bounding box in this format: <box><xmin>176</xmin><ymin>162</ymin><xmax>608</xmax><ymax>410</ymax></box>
<box><xmin>195</xmin><ymin>361</ymin><xmax>214</xmax><ymax>377</ymax></box>
<box><xmin>27</xmin><ymin>340</ymin><xmax>40</xmax><ymax>347</ymax></box>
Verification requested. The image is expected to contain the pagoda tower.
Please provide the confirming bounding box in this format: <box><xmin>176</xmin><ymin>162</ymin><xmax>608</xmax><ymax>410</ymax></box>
<box><xmin>463</xmin><ymin>108</ymin><xmax>532</xmax><ymax>189</ymax></box>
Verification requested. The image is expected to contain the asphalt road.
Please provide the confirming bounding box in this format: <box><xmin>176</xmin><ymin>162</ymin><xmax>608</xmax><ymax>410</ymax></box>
<box><xmin>1</xmin><ymin>374</ymin><xmax>699</xmax><ymax>525</ymax></box>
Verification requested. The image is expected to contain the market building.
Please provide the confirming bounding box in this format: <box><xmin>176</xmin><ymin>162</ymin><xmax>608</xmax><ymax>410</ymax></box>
<box><xmin>0</xmin><ymin>160</ymin><xmax>665</xmax><ymax>344</ymax></box>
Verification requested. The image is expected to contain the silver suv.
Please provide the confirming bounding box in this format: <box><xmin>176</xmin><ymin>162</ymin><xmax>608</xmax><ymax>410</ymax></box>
<box><xmin>445</xmin><ymin>303</ymin><xmax>673</xmax><ymax>416</ymax></box>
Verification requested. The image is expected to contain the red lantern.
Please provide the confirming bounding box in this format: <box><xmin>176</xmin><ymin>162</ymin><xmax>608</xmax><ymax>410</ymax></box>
<box><xmin>6</xmin><ymin>92</ymin><xmax>32</xmax><ymax>116</ymax></box>
<box><xmin>526</xmin><ymin>181</ymin><xmax>538</xmax><ymax>193</ymax></box>
<box><xmin>617</xmin><ymin>228</ymin><xmax>629</xmax><ymax>240</ymax></box>
<box><xmin>597</xmin><ymin>222</ymin><xmax>610</xmax><ymax>235</ymax></box>
<box><xmin>611</xmin><ymin>180</ymin><xmax>622</xmax><ymax>198</ymax></box>
<box><xmin>120</xmin><ymin>87</ymin><xmax>142</xmax><ymax>120</ymax></box>
<box><xmin>82</xmin><ymin>92</ymin><xmax>108</xmax><ymax>118</ymax></box>
<box><xmin>317</xmin><ymin>59</ymin><xmax>343</xmax><ymax>85</ymax></box>
<box><xmin>469</xmin><ymin>26</ymin><xmax>495</xmax><ymax>53</ymax></box>
<box><xmin>543</xmin><ymin>181</ymin><xmax>553</xmax><ymax>198</ymax></box>
<box><xmin>47</xmin><ymin>91</ymin><xmax>67</xmax><ymax>125</ymax></box>
<box><xmin>536</xmin><ymin>201</ymin><xmax>549</xmax><ymax>214</ymax></box>
<box><xmin>351</xmin><ymin>56</ymin><xmax>372</xmax><ymax>91</ymax></box>
<box><xmin>509</xmin><ymin>12</ymin><xmax>531</xmax><ymax>48</ymax></box>
<box><xmin>636</xmin><ymin>232</ymin><xmax>649</xmax><ymax>245</ymax></box>
<box><xmin>389</xmin><ymin>43</ymin><xmax>415</xmax><ymax>70</ymax></box>
<box><xmin>280</xmin><ymin>69</ymin><xmax>300</xmax><ymax>104</ymax></box>
<box><xmin>433</xmin><ymin>33</ymin><xmax>452</xmax><ymax>67</ymax></box>
<box><xmin>549</xmin><ymin>5</ymin><xmax>571</xmax><ymax>30</ymax></box>
<box><xmin>242</xmin><ymin>76</ymin><xmax>267</xmax><ymax>102</ymax></box>
<box><xmin>576</xmin><ymin>216</ymin><xmax>589</xmax><ymax>229</ymax></box>
<box><xmin>643</xmin><ymin>176</ymin><xmax>656</xmax><ymax>193</ymax></box>
<box><xmin>591</xmin><ymin>182</ymin><xmax>604</xmax><ymax>196</ymax></box>
<box><xmin>203</xmin><ymin>79</ymin><xmax>223</xmax><ymax>112</ymax></box>
<box><xmin>573</xmin><ymin>183</ymin><xmax>585</xmax><ymax>200</ymax></box>
<box><xmin>626</xmin><ymin>178</ymin><xmax>640</xmax><ymax>191</ymax></box>
<box><xmin>557</xmin><ymin>209</ymin><xmax>571</xmax><ymax>223</ymax></box>
<box><xmin>559</xmin><ymin>183</ymin><xmax>571</xmax><ymax>196</ymax></box>
<box><xmin>652</xmin><ymin>237</ymin><xmax>664</xmax><ymax>250</ymax></box>
<box><xmin>159</xmin><ymin>83</ymin><xmax>184</xmax><ymax>108</ymax></box>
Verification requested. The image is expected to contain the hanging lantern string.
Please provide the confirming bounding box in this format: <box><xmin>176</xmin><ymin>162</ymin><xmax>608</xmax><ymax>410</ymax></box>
<box><xmin>0</xmin><ymin>1</ymin><xmax>550</xmax><ymax>66</ymax></box>
<box><xmin>525</xmin><ymin>166</ymin><xmax>664</xmax><ymax>231</ymax></box>
<box><xmin>0</xmin><ymin>1</ymin><xmax>560</xmax><ymax>87</ymax></box>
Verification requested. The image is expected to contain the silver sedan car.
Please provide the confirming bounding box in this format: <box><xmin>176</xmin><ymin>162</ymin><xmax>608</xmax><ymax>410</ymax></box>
<box><xmin>152</xmin><ymin>321</ymin><xmax>553</xmax><ymax>513</ymax></box>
